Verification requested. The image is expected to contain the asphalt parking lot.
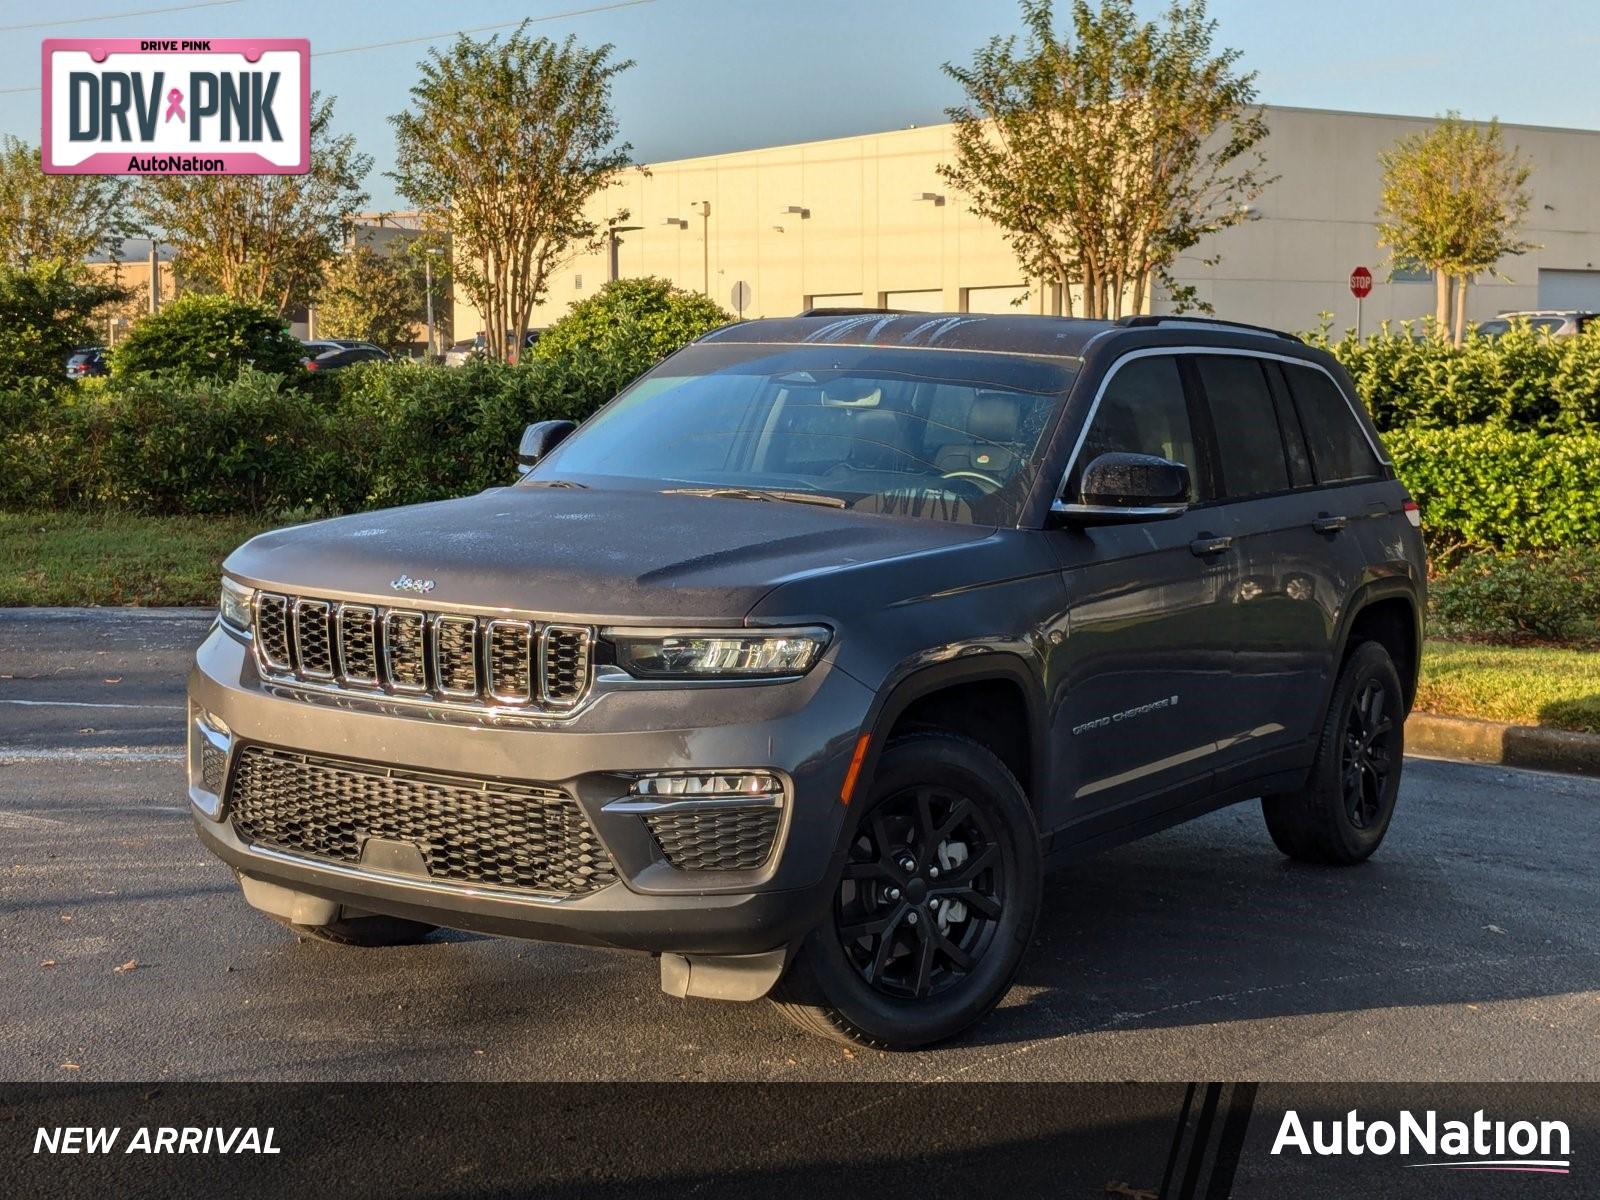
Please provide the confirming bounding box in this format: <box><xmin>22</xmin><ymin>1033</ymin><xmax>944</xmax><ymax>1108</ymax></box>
<box><xmin>2</xmin><ymin>608</ymin><xmax>1597</xmax><ymax>1083</ymax></box>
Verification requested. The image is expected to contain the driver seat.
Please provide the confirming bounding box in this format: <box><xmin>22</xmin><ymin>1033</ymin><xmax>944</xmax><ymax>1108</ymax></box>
<box><xmin>935</xmin><ymin>392</ymin><xmax>1022</xmax><ymax>476</ymax></box>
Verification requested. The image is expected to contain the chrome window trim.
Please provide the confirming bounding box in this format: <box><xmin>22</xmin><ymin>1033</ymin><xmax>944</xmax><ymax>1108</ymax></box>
<box><xmin>291</xmin><ymin>598</ymin><xmax>335</xmax><ymax>680</ymax></box>
<box><xmin>431</xmin><ymin>614</ymin><xmax>480</xmax><ymax>700</ymax></box>
<box><xmin>334</xmin><ymin>602</ymin><xmax>379</xmax><ymax>687</ymax></box>
<box><xmin>1053</xmin><ymin>345</ymin><xmax>1389</xmax><ymax>509</ymax></box>
<box><xmin>484</xmin><ymin>618</ymin><xmax>535</xmax><ymax>705</ymax></box>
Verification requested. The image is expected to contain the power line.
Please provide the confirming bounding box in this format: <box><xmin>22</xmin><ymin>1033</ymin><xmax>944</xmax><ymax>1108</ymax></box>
<box><xmin>0</xmin><ymin>0</ymin><xmax>241</xmax><ymax>33</ymax></box>
<box><xmin>0</xmin><ymin>0</ymin><xmax>658</xmax><ymax>96</ymax></box>
<box><xmin>315</xmin><ymin>0</ymin><xmax>657</xmax><ymax>57</ymax></box>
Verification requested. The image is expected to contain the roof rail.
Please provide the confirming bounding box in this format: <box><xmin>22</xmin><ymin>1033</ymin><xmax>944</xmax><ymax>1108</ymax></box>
<box><xmin>1116</xmin><ymin>314</ymin><xmax>1301</xmax><ymax>342</ymax></box>
<box><xmin>798</xmin><ymin>307</ymin><xmax>910</xmax><ymax>318</ymax></box>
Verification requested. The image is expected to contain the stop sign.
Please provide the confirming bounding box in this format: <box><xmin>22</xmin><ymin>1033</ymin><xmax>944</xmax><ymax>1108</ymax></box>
<box><xmin>1350</xmin><ymin>266</ymin><xmax>1374</xmax><ymax>299</ymax></box>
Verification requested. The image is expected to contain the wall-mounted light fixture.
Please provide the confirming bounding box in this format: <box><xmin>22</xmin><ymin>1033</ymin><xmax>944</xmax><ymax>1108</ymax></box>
<box><xmin>662</xmin><ymin>217</ymin><xmax>689</xmax><ymax>229</ymax></box>
<box><xmin>1238</xmin><ymin>203</ymin><xmax>1262</xmax><ymax>221</ymax></box>
<box><xmin>911</xmin><ymin>192</ymin><xmax>945</xmax><ymax>207</ymax></box>
<box><xmin>779</xmin><ymin>205</ymin><xmax>811</xmax><ymax>219</ymax></box>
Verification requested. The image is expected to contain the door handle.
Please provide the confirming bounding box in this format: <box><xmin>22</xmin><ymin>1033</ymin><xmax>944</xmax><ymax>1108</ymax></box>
<box><xmin>1189</xmin><ymin>534</ymin><xmax>1233</xmax><ymax>557</ymax></box>
<box><xmin>1312</xmin><ymin>514</ymin><xmax>1348</xmax><ymax>534</ymax></box>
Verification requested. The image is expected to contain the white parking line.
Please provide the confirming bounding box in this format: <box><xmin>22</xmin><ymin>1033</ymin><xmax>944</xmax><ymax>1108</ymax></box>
<box><xmin>0</xmin><ymin>698</ymin><xmax>186</xmax><ymax>711</ymax></box>
<box><xmin>0</xmin><ymin>746</ymin><xmax>184</xmax><ymax>763</ymax></box>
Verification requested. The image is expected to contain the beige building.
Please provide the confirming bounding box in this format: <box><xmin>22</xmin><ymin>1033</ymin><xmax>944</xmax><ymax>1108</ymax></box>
<box><xmin>455</xmin><ymin>105</ymin><xmax>1600</xmax><ymax>339</ymax></box>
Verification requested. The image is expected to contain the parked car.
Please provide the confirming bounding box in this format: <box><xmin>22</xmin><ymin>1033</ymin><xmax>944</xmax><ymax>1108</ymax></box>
<box><xmin>64</xmin><ymin>346</ymin><xmax>109</xmax><ymax>379</ymax></box>
<box><xmin>443</xmin><ymin>330</ymin><xmax>541</xmax><ymax>365</ymax></box>
<box><xmin>303</xmin><ymin>343</ymin><xmax>391</xmax><ymax>372</ymax></box>
<box><xmin>190</xmin><ymin>311</ymin><xmax>1425</xmax><ymax>1049</ymax></box>
<box><xmin>1475</xmin><ymin>310</ymin><xmax>1599</xmax><ymax>338</ymax></box>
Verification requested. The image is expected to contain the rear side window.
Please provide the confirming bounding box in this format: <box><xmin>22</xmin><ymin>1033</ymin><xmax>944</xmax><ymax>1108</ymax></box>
<box><xmin>1284</xmin><ymin>365</ymin><xmax>1383</xmax><ymax>483</ymax></box>
<box><xmin>1078</xmin><ymin>354</ymin><xmax>1208</xmax><ymax>502</ymax></box>
<box><xmin>1193</xmin><ymin>355</ymin><xmax>1290</xmax><ymax>498</ymax></box>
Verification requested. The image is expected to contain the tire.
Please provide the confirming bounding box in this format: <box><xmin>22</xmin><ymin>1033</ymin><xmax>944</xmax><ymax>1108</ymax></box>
<box><xmin>272</xmin><ymin>912</ymin><xmax>438</xmax><ymax>947</ymax></box>
<box><xmin>1262</xmin><ymin>639</ymin><xmax>1405</xmax><ymax>865</ymax></box>
<box><xmin>771</xmin><ymin>731</ymin><xmax>1042</xmax><ymax>1049</ymax></box>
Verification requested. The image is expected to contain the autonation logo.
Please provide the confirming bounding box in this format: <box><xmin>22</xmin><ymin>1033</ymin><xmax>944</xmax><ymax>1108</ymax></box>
<box><xmin>1272</xmin><ymin>1109</ymin><xmax>1571</xmax><ymax>1175</ymax></box>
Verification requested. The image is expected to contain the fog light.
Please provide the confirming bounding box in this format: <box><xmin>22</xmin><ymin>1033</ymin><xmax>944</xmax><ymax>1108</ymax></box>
<box><xmin>189</xmin><ymin>709</ymin><xmax>233</xmax><ymax>819</ymax></box>
<box><xmin>629</xmin><ymin>771</ymin><xmax>781</xmax><ymax>799</ymax></box>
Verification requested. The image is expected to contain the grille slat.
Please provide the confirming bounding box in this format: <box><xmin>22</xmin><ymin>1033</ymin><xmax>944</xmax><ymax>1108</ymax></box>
<box><xmin>228</xmin><ymin>747</ymin><xmax>617</xmax><ymax>895</ymax></box>
<box><xmin>337</xmin><ymin>606</ymin><xmax>378</xmax><ymax>684</ymax></box>
<box><xmin>254</xmin><ymin>592</ymin><xmax>592</xmax><ymax>714</ymax></box>
<box><xmin>645</xmin><ymin>807</ymin><xmax>781</xmax><ymax>871</ymax></box>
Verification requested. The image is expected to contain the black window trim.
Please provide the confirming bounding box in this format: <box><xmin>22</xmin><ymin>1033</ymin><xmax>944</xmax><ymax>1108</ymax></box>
<box><xmin>1050</xmin><ymin>344</ymin><xmax>1389</xmax><ymax>516</ymax></box>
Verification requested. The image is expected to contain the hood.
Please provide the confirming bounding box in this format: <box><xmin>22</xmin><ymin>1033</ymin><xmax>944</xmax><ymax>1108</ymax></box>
<box><xmin>224</xmin><ymin>485</ymin><xmax>995</xmax><ymax>624</ymax></box>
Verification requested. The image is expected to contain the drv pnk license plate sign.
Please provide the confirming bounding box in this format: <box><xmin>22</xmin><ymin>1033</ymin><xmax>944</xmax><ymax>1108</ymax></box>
<box><xmin>42</xmin><ymin>38</ymin><xmax>309</xmax><ymax>174</ymax></box>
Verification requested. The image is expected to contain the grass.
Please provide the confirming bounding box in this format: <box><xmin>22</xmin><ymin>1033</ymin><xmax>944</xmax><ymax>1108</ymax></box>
<box><xmin>1418</xmin><ymin>640</ymin><xmax>1600</xmax><ymax>735</ymax></box>
<box><xmin>0</xmin><ymin>511</ymin><xmax>269</xmax><ymax>607</ymax></box>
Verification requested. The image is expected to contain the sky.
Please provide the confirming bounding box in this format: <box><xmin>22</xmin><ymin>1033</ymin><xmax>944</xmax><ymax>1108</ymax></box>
<box><xmin>6</xmin><ymin>0</ymin><xmax>1600</xmax><ymax>211</ymax></box>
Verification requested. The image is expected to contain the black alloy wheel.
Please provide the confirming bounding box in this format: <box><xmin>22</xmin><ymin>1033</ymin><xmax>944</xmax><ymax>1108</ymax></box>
<box><xmin>1342</xmin><ymin>677</ymin><xmax>1396</xmax><ymax>830</ymax></box>
<box><xmin>835</xmin><ymin>783</ymin><xmax>1005</xmax><ymax>1000</ymax></box>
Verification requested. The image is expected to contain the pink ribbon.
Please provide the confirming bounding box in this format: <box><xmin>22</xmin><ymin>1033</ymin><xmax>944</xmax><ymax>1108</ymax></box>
<box><xmin>164</xmin><ymin>88</ymin><xmax>184</xmax><ymax>123</ymax></box>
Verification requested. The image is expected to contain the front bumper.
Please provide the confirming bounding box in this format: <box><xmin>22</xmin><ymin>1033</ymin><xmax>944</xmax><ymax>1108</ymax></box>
<box><xmin>187</xmin><ymin>623</ymin><xmax>873</xmax><ymax>957</ymax></box>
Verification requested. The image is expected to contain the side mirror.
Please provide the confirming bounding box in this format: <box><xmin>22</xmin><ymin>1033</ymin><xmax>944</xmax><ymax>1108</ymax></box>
<box><xmin>1053</xmin><ymin>452</ymin><xmax>1190</xmax><ymax>525</ymax></box>
<box><xmin>517</xmin><ymin>420</ymin><xmax>576</xmax><ymax>470</ymax></box>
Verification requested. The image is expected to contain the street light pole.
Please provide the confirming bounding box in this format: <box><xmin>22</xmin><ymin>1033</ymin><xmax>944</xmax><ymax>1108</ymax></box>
<box><xmin>424</xmin><ymin>253</ymin><xmax>435</xmax><ymax>359</ymax></box>
<box><xmin>692</xmin><ymin>201</ymin><xmax>710</xmax><ymax>296</ymax></box>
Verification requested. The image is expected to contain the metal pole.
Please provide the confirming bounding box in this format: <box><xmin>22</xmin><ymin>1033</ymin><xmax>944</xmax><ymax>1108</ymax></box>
<box><xmin>1356</xmin><ymin>295</ymin><xmax>1363</xmax><ymax>341</ymax></box>
<box><xmin>697</xmin><ymin>201</ymin><xmax>710</xmax><ymax>296</ymax></box>
<box><xmin>609</xmin><ymin>231</ymin><xmax>620</xmax><ymax>283</ymax></box>
<box><xmin>148</xmin><ymin>240</ymin><xmax>159</xmax><ymax>314</ymax></box>
<box><xmin>424</xmin><ymin>256</ymin><xmax>435</xmax><ymax>359</ymax></box>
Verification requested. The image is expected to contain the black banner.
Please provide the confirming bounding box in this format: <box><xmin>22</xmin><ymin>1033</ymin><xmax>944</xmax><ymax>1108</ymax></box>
<box><xmin>3</xmin><ymin>1083</ymin><xmax>1594</xmax><ymax>1198</ymax></box>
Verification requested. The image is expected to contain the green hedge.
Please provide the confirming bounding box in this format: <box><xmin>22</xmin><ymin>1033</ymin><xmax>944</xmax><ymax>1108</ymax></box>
<box><xmin>1308</xmin><ymin>321</ymin><xmax>1600</xmax><ymax>432</ymax></box>
<box><xmin>0</xmin><ymin>358</ymin><xmax>611</xmax><ymax>517</ymax></box>
<box><xmin>1386</xmin><ymin>425</ymin><xmax>1600</xmax><ymax>553</ymax></box>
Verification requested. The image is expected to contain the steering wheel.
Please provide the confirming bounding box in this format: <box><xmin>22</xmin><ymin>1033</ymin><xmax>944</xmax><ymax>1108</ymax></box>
<box><xmin>940</xmin><ymin>469</ymin><xmax>1004</xmax><ymax>495</ymax></box>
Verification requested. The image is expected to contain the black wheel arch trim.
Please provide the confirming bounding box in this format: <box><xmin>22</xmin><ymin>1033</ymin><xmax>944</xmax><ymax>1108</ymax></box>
<box><xmin>1327</xmin><ymin>576</ymin><xmax>1424</xmax><ymax>714</ymax></box>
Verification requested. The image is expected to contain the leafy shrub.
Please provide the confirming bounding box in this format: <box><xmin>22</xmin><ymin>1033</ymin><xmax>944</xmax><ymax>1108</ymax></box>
<box><xmin>534</xmin><ymin>275</ymin><xmax>732</xmax><ymax>399</ymax></box>
<box><xmin>111</xmin><ymin>294</ymin><xmax>305</xmax><ymax>380</ymax></box>
<box><xmin>1431</xmin><ymin>549</ymin><xmax>1600</xmax><ymax>644</ymax></box>
<box><xmin>1308</xmin><ymin>318</ymin><xmax>1600</xmax><ymax>432</ymax></box>
<box><xmin>0</xmin><ymin>262</ymin><xmax>127</xmax><ymax>389</ymax></box>
<box><xmin>1386</xmin><ymin>424</ymin><xmax>1600</xmax><ymax>554</ymax></box>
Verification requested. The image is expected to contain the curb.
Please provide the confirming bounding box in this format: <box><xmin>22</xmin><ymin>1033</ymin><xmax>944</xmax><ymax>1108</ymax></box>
<box><xmin>1407</xmin><ymin>712</ymin><xmax>1600</xmax><ymax>778</ymax></box>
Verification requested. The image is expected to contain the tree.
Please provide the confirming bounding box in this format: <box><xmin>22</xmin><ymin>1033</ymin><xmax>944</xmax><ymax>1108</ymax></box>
<box><xmin>111</xmin><ymin>293</ymin><xmax>305</xmax><ymax>379</ymax></box>
<box><xmin>0</xmin><ymin>261</ymin><xmax>126</xmax><ymax>385</ymax></box>
<box><xmin>390</xmin><ymin>25</ymin><xmax>634</xmax><ymax>362</ymax></box>
<box><xmin>133</xmin><ymin>96</ymin><xmax>370</xmax><ymax>314</ymax></box>
<box><xmin>534</xmin><ymin>276</ymin><xmax>730</xmax><ymax>397</ymax></box>
<box><xmin>1377</xmin><ymin>113</ymin><xmax>1535</xmax><ymax>346</ymax></box>
<box><xmin>317</xmin><ymin>242</ymin><xmax>426</xmax><ymax>353</ymax></box>
<box><xmin>939</xmin><ymin>0</ymin><xmax>1270</xmax><ymax>318</ymax></box>
<box><xmin>0</xmin><ymin>136</ymin><xmax>139</xmax><ymax>268</ymax></box>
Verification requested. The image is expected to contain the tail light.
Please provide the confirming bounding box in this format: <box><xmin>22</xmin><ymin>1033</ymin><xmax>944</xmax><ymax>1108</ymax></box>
<box><xmin>1402</xmin><ymin>500</ymin><xmax>1421</xmax><ymax>527</ymax></box>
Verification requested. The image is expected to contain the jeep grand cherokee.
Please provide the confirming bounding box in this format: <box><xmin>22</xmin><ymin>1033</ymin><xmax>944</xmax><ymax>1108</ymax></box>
<box><xmin>188</xmin><ymin>311</ymin><xmax>1425</xmax><ymax>1048</ymax></box>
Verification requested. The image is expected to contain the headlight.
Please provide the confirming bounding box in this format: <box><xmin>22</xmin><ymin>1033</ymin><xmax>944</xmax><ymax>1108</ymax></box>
<box><xmin>219</xmin><ymin>577</ymin><xmax>255</xmax><ymax>633</ymax></box>
<box><xmin>607</xmin><ymin>627</ymin><xmax>830</xmax><ymax>679</ymax></box>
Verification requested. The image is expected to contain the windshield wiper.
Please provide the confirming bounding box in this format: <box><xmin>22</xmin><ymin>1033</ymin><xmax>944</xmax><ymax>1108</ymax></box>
<box><xmin>661</xmin><ymin>486</ymin><xmax>847</xmax><ymax>509</ymax></box>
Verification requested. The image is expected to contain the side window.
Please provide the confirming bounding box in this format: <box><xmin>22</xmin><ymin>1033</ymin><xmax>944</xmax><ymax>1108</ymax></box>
<box><xmin>1194</xmin><ymin>355</ymin><xmax>1290</xmax><ymax>498</ymax></box>
<box><xmin>1284</xmin><ymin>365</ymin><xmax>1383</xmax><ymax>484</ymax></box>
<box><xmin>1078</xmin><ymin>355</ymin><xmax>1208</xmax><ymax>501</ymax></box>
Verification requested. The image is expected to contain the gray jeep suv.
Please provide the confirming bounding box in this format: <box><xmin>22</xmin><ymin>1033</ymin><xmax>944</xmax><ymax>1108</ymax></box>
<box><xmin>188</xmin><ymin>311</ymin><xmax>1425</xmax><ymax>1048</ymax></box>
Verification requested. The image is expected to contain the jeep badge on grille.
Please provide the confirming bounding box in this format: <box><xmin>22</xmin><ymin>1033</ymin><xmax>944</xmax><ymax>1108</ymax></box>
<box><xmin>390</xmin><ymin>574</ymin><xmax>436</xmax><ymax>594</ymax></box>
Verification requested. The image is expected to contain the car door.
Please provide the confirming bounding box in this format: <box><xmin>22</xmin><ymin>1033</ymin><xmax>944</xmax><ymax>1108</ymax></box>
<box><xmin>1190</xmin><ymin>352</ymin><xmax>1369</xmax><ymax>783</ymax></box>
<box><xmin>1042</xmin><ymin>351</ymin><xmax>1241</xmax><ymax>832</ymax></box>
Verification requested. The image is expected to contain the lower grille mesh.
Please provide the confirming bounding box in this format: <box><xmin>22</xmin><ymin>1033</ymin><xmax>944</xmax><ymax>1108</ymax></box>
<box><xmin>228</xmin><ymin>747</ymin><xmax>617</xmax><ymax>896</ymax></box>
<box><xmin>645</xmin><ymin>807</ymin><xmax>781</xmax><ymax>871</ymax></box>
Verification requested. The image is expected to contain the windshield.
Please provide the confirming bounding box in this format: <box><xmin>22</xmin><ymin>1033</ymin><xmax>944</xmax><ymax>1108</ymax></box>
<box><xmin>526</xmin><ymin>343</ymin><xmax>1076</xmax><ymax>526</ymax></box>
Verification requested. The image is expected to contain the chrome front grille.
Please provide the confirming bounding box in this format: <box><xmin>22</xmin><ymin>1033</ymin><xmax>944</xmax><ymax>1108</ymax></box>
<box><xmin>253</xmin><ymin>592</ymin><xmax>594</xmax><ymax>714</ymax></box>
